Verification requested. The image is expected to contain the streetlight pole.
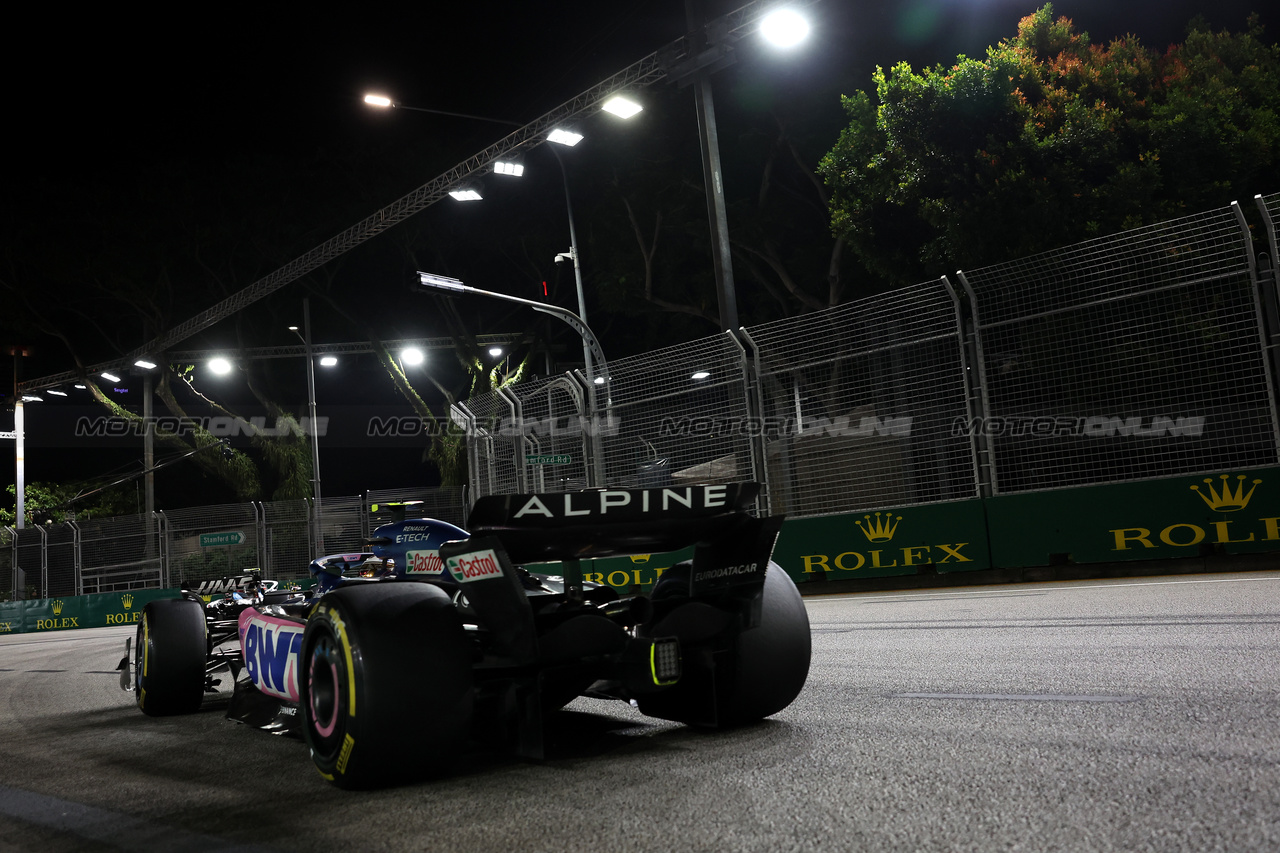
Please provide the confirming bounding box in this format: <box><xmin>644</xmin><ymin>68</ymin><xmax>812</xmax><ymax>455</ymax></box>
<box><xmin>290</xmin><ymin>298</ymin><xmax>324</xmax><ymax>555</ymax></box>
<box><xmin>687</xmin><ymin>0</ymin><xmax>740</xmax><ymax>333</ymax></box>
<box><xmin>143</xmin><ymin>370</ymin><xmax>155</xmax><ymax>556</ymax></box>
<box><xmin>10</xmin><ymin>347</ymin><xmax>27</xmax><ymax>530</ymax></box>
<box><xmin>547</xmin><ymin>145</ymin><xmax>594</xmax><ymax>389</ymax></box>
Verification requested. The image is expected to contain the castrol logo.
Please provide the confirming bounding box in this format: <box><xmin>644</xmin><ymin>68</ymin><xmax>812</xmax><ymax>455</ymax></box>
<box><xmin>406</xmin><ymin>550</ymin><xmax>444</xmax><ymax>574</ymax></box>
<box><xmin>447</xmin><ymin>548</ymin><xmax>503</xmax><ymax>583</ymax></box>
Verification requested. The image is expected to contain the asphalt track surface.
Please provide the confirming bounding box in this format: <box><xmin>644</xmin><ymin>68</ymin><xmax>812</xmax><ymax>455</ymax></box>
<box><xmin>2</xmin><ymin>571</ymin><xmax>1279</xmax><ymax>852</ymax></box>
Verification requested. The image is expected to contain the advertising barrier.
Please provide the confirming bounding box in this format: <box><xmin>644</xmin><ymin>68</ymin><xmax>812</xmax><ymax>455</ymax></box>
<box><xmin>5</xmin><ymin>467</ymin><xmax>1277</xmax><ymax>633</ymax></box>
<box><xmin>0</xmin><ymin>589</ymin><xmax>179</xmax><ymax>635</ymax></box>
<box><xmin>985</xmin><ymin>466</ymin><xmax>1280</xmax><ymax>567</ymax></box>
<box><xmin>584</xmin><ymin>467</ymin><xmax>1280</xmax><ymax>588</ymax></box>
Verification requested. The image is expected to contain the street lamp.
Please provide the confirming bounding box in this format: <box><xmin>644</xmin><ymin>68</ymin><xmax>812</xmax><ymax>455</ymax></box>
<box><xmin>364</xmin><ymin>93</ymin><xmax>641</xmax><ymax>383</ymax></box>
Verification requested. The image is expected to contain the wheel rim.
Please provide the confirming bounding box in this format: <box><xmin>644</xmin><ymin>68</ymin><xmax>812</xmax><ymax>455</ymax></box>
<box><xmin>134</xmin><ymin>617</ymin><xmax>148</xmax><ymax>694</ymax></box>
<box><xmin>307</xmin><ymin>631</ymin><xmax>345</xmax><ymax>752</ymax></box>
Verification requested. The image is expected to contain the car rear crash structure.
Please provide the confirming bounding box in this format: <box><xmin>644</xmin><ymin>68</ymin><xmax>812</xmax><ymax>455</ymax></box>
<box><xmin>121</xmin><ymin>483</ymin><xmax>811</xmax><ymax>788</ymax></box>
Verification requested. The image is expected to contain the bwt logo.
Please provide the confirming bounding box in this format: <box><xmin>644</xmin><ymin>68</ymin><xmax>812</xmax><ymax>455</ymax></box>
<box><xmin>242</xmin><ymin>620</ymin><xmax>303</xmax><ymax>702</ymax></box>
<box><xmin>951</xmin><ymin>416</ymin><xmax>1205</xmax><ymax>438</ymax></box>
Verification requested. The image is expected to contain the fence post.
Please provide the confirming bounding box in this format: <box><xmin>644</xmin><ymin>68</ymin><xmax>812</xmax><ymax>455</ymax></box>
<box><xmin>727</xmin><ymin>329</ymin><xmax>769</xmax><ymax>514</ymax></box>
<box><xmin>497</xmin><ymin>385</ymin><xmax>526</xmax><ymax>493</ymax></box>
<box><xmin>36</xmin><ymin>524</ymin><xmax>48</xmax><ymax>599</ymax></box>
<box><xmin>155</xmin><ymin>511</ymin><xmax>168</xmax><ymax>588</ymax></box>
<box><xmin>69</xmin><ymin>520</ymin><xmax>82</xmax><ymax>595</ymax></box>
<box><xmin>452</xmin><ymin>403</ymin><xmax>480</xmax><ymax>503</ymax></box>
<box><xmin>953</xmin><ymin>271</ymin><xmax>997</xmax><ymax>497</ymax></box>
<box><xmin>1253</xmin><ymin>195</ymin><xmax>1280</xmax><ymax>458</ymax></box>
<box><xmin>253</xmin><ymin>501</ymin><xmax>267</xmax><ymax>575</ymax></box>
<box><xmin>3</xmin><ymin>526</ymin><xmax>14</xmax><ymax>599</ymax></box>
<box><xmin>570</xmin><ymin>369</ymin><xmax>604</xmax><ymax>488</ymax></box>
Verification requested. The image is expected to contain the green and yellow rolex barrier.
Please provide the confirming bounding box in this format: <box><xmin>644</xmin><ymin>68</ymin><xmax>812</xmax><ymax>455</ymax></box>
<box><xmin>582</xmin><ymin>466</ymin><xmax>1280</xmax><ymax>589</ymax></box>
<box><xmin>985</xmin><ymin>466</ymin><xmax>1280</xmax><ymax>567</ymax></box>
<box><xmin>4</xmin><ymin>467</ymin><xmax>1277</xmax><ymax>630</ymax></box>
<box><xmin>0</xmin><ymin>589</ymin><xmax>181</xmax><ymax>635</ymax></box>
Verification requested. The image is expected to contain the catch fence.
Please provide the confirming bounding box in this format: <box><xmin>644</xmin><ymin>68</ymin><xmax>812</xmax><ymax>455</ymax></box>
<box><xmin>461</xmin><ymin>195</ymin><xmax>1280</xmax><ymax>516</ymax></box>
<box><xmin>3</xmin><ymin>488</ymin><xmax>465</xmax><ymax>601</ymax></box>
<box><xmin>7</xmin><ymin>195</ymin><xmax>1280</xmax><ymax>599</ymax></box>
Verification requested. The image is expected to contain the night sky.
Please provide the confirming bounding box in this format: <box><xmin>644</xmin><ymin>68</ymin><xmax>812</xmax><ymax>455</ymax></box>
<box><xmin>4</xmin><ymin>0</ymin><xmax>1276</xmax><ymax>507</ymax></box>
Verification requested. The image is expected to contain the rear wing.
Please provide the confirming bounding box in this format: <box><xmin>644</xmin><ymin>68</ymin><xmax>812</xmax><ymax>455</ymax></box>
<box><xmin>466</xmin><ymin>483</ymin><xmax>766</xmax><ymax>564</ymax></box>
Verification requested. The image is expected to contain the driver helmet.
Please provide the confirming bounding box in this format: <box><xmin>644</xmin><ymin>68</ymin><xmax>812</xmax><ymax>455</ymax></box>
<box><xmin>243</xmin><ymin>576</ymin><xmax>263</xmax><ymax>602</ymax></box>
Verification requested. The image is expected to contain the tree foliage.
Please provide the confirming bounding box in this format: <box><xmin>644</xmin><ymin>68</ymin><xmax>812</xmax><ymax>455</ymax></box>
<box><xmin>0</xmin><ymin>481</ymin><xmax>137</xmax><ymax>527</ymax></box>
<box><xmin>819</xmin><ymin>5</ymin><xmax>1280</xmax><ymax>285</ymax></box>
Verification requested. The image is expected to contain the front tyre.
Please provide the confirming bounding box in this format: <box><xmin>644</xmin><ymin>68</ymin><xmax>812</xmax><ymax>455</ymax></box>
<box><xmin>301</xmin><ymin>583</ymin><xmax>473</xmax><ymax>789</ymax></box>
<box><xmin>135</xmin><ymin>598</ymin><xmax>207</xmax><ymax>716</ymax></box>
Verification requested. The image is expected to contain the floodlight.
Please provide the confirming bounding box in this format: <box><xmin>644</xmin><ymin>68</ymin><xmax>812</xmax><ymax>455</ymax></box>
<box><xmin>760</xmin><ymin>8</ymin><xmax>810</xmax><ymax>47</ymax></box>
<box><xmin>494</xmin><ymin>158</ymin><xmax>525</xmax><ymax>176</ymax></box>
<box><xmin>548</xmin><ymin>128</ymin><xmax>583</xmax><ymax>147</ymax></box>
<box><xmin>448</xmin><ymin>182</ymin><xmax>483</xmax><ymax>201</ymax></box>
<box><xmin>602</xmin><ymin>95</ymin><xmax>642</xmax><ymax>119</ymax></box>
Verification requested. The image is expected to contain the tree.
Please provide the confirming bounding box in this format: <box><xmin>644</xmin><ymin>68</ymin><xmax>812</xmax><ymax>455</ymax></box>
<box><xmin>0</xmin><ymin>481</ymin><xmax>138</xmax><ymax>527</ymax></box>
<box><xmin>819</xmin><ymin>5</ymin><xmax>1280</xmax><ymax>285</ymax></box>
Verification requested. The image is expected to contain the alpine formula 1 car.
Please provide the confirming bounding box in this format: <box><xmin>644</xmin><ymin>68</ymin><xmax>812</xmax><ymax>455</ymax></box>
<box><xmin>120</xmin><ymin>483</ymin><xmax>811</xmax><ymax>788</ymax></box>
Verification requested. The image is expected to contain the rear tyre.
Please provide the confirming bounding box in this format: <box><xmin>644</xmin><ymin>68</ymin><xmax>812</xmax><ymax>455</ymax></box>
<box><xmin>640</xmin><ymin>561</ymin><xmax>810</xmax><ymax>727</ymax></box>
<box><xmin>135</xmin><ymin>598</ymin><xmax>207</xmax><ymax>716</ymax></box>
<box><xmin>719</xmin><ymin>562</ymin><xmax>811</xmax><ymax>725</ymax></box>
<box><xmin>301</xmin><ymin>583</ymin><xmax>473</xmax><ymax>789</ymax></box>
